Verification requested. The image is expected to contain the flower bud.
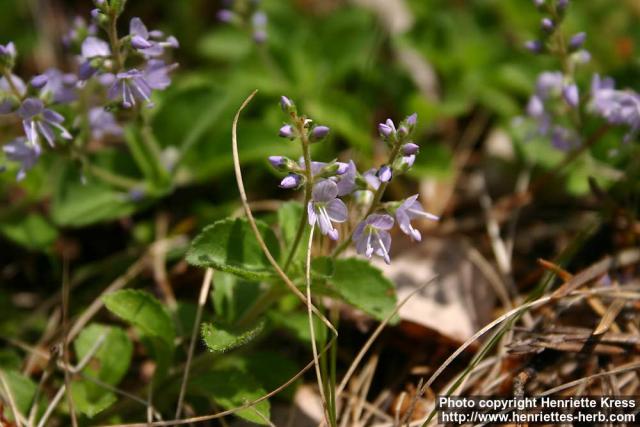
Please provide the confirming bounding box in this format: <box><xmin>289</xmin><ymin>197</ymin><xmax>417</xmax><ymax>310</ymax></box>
<box><xmin>556</xmin><ymin>0</ymin><xmax>569</xmax><ymax>14</ymax></box>
<box><xmin>310</xmin><ymin>125</ymin><xmax>330</xmax><ymax>142</ymax></box>
<box><xmin>532</xmin><ymin>0</ymin><xmax>544</xmax><ymax>8</ymax></box>
<box><xmin>541</xmin><ymin>18</ymin><xmax>554</xmax><ymax>33</ymax></box>
<box><xmin>268</xmin><ymin>155</ymin><xmax>286</xmax><ymax>169</ymax></box>
<box><xmin>378</xmin><ymin>122</ymin><xmax>393</xmax><ymax>138</ymax></box>
<box><xmin>280</xmin><ymin>95</ymin><xmax>295</xmax><ymax>113</ymax></box>
<box><xmin>525</xmin><ymin>40</ymin><xmax>544</xmax><ymax>54</ymax></box>
<box><xmin>336</xmin><ymin>162</ymin><xmax>349</xmax><ymax>175</ymax></box>
<box><xmin>216</xmin><ymin>9</ymin><xmax>235</xmax><ymax>23</ymax></box>
<box><xmin>568</xmin><ymin>32</ymin><xmax>586</xmax><ymax>51</ymax></box>
<box><xmin>253</xmin><ymin>30</ymin><xmax>267</xmax><ymax>44</ymax></box>
<box><xmin>0</xmin><ymin>42</ymin><xmax>17</xmax><ymax>70</ymax></box>
<box><xmin>397</xmin><ymin>125</ymin><xmax>409</xmax><ymax>138</ymax></box>
<box><xmin>562</xmin><ymin>84</ymin><xmax>579</xmax><ymax>108</ymax></box>
<box><xmin>131</xmin><ymin>35</ymin><xmax>153</xmax><ymax>50</ymax></box>
<box><xmin>405</xmin><ymin>112</ymin><xmax>417</xmax><ymax>129</ymax></box>
<box><xmin>402</xmin><ymin>142</ymin><xmax>420</xmax><ymax>155</ymax></box>
<box><xmin>279</xmin><ymin>124</ymin><xmax>295</xmax><ymax>139</ymax></box>
<box><xmin>377</xmin><ymin>165</ymin><xmax>392</xmax><ymax>183</ymax></box>
<box><xmin>279</xmin><ymin>173</ymin><xmax>302</xmax><ymax>189</ymax></box>
<box><xmin>30</xmin><ymin>74</ymin><xmax>48</xmax><ymax>89</ymax></box>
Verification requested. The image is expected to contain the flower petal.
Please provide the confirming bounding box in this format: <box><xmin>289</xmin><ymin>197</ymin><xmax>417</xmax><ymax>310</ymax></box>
<box><xmin>326</xmin><ymin>198</ymin><xmax>347</xmax><ymax>223</ymax></box>
<box><xmin>312</xmin><ymin>179</ymin><xmax>338</xmax><ymax>202</ymax></box>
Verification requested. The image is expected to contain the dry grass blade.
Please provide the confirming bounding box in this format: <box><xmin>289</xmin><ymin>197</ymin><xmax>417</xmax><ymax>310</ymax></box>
<box><xmin>230</xmin><ymin>89</ymin><xmax>337</xmax><ymax>336</ymax></box>
<box><xmin>0</xmin><ymin>370</ymin><xmax>25</xmax><ymax>427</ymax></box>
<box><xmin>174</xmin><ymin>268</ymin><xmax>213</xmax><ymax>419</ymax></box>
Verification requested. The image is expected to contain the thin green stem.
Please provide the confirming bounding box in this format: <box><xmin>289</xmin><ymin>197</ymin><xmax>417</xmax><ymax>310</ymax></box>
<box><xmin>84</xmin><ymin>162</ymin><xmax>142</xmax><ymax>190</ymax></box>
<box><xmin>283</xmin><ymin>118</ymin><xmax>314</xmax><ymax>271</ymax></box>
<box><xmin>107</xmin><ymin>12</ymin><xmax>123</xmax><ymax>72</ymax></box>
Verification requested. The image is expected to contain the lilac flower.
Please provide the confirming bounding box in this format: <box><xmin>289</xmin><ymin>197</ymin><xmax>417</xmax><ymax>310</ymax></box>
<box><xmin>536</xmin><ymin>71</ymin><xmax>564</xmax><ymax>99</ymax></box>
<box><xmin>335</xmin><ymin>160</ymin><xmax>357</xmax><ymax>196</ymax></box>
<box><xmin>363</xmin><ymin>168</ymin><xmax>380</xmax><ymax>190</ymax></box>
<box><xmin>569</xmin><ymin>32</ymin><xmax>586</xmax><ymax>50</ymax></box>
<box><xmin>269</xmin><ymin>155</ymin><xmax>286</xmax><ymax>169</ymax></box>
<box><xmin>378</xmin><ymin>119</ymin><xmax>396</xmax><ymax>138</ymax></box>
<box><xmin>280</xmin><ymin>96</ymin><xmax>294</xmax><ymax>112</ymax></box>
<box><xmin>129</xmin><ymin>18</ymin><xmax>178</xmax><ymax>57</ymax></box>
<box><xmin>550</xmin><ymin>126</ymin><xmax>580</xmax><ymax>151</ymax></box>
<box><xmin>377</xmin><ymin>165</ymin><xmax>392</xmax><ymax>183</ymax></box>
<box><xmin>0</xmin><ymin>42</ymin><xmax>17</xmax><ymax>67</ymax></box>
<box><xmin>279</xmin><ymin>124</ymin><xmax>295</xmax><ymax>139</ymax></box>
<box><xmin>3</xmin><ymin>137</ymin><xmax>40</xmax><ymax>181</ymax></box>
<box><xmin>217</xmin><ymin>9</ymin><xmax>235</xmax><ymax>23</ymax></box>
<box><xmin>19</xmin><ymin>98</ymin><xmax>72</xmax><ymax>147</ymax></box>
<box><xmin>352</xmin><ymin>214</ymin><xmax>394</xmax><ymax>264</ymax></box>
<box><xmin>0</xmin><ymin>73</ymin><xmax>26</xmax><ymax>101</ymax></box>
<box><xmin>63</xmin><ymin>16</ymin><xmax>97</xmax><ymax>48</ymax></box>
<box><xmin>88</xmin><ymin>107</ymin><xmax>122</xmax><ymax>140</ymax></box>
<box><xmin>402</xmin><ymin>142</ymin><xmax>419</xmax><ymax>155</ymax></box>
<box><xmin>143</xmin><ymin>60</ymin><xmax>177</xmax><ymax>90</ymax></box>
<box><xmin>394</xmin><ymin>194</ymin><xmax>439</xmax><ymax>242</ymax></box>
<box><xmin>280</xmin><ymin>173</ymin><xmax>302</xmax><ymax>189</ymax></box>
<box><xmin>591</xmin><ymin>76</ymin><xmax>640</xmax><ymax>142</ymax></box>
<box><xmin>307</xmin><ymin>180</ymin><xmax>347</xmax><ymax>240</ymax></box>
<box><xmin>79</xmin><ymin>36</ymin><xmax>110</xmax><ymax>80</ymax></box>
<box><xmin>525</xmin><ymin>40</ymin><xmax>544</xmax><ymax>54</ymax></box>
<box><xmin>40</xmin><ymin>69</ymin><xmax>78</xmax><ymax>104</ymax></box>
<box><xmin>30</xmin><ymin>74</ymin><xmax>48</xmax><ymax>89</ymax></box>
<box><xmin>541</xmin><ymin>18</ymin><xmax>554</xmax><ymax>33</ymax></box>
<box><xmin>406</xmin><ymin>113</ymin><xmax>417</xmax><ymax>128</ymax></box>
<box><xmin>310</xmin><ymin>125</ymin><xmax>330</xmax><ymax>142</ymax></box>
<box><xmin>251</xmin><ymin>11</ymin><xmax>268</xmax><ymax>44</ymax></box>
<box><xmin>400</xmin><ymin>154</ymin><xmax>416</xmax><ymax>170</ymax></box>
<box><xmin>107</xmin><ymin>69</ymin><xmax>153</xmax><ymax>108</ymax></box>
<box><xmin>563</xmin><ymin>84</ymin><xmax>579</xmax><ymax>108</ymax></box>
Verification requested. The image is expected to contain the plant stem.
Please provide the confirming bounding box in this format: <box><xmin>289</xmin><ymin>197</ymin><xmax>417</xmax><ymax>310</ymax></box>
<box><xmin>84</xmin><ymin>161</ymin><xmax>143</xmax><ymax>191</ymax></box>
<box><xmin>283</xmin><ymin>118</ymin><xmax>314</xmax><ymax>271</ymax></box>
<box><xmin>107</xmin><ymin>12</ymin><xmax>123</xmax><ymax>72</ymax></box>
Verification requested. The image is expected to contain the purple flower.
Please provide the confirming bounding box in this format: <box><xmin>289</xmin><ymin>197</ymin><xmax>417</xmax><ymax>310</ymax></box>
<box><xmin>400</xmin><ymin>154</ymin><xmax>416</xmax><ymax>169</ymax></box>
<box><xmin>569</xmin><ymin>32</ymin><xmax>586</xmax><ymax>50</ymax></box>
<box><xmin>307</xmin><ymin>180</ymin><xmax>347</xmax><ymax>240</ymax></box>
<box><xmin>377</xmin><ymin>165</ymin><xmax>392</xmax><ymax>182</ymax></box>
<box><xmin>280</xmin><ymin>173</ymin><xmax>302</xmax><ymax>189</ymax></box>
<box><xmin>269</xmin><ymin>155</ymin><xmax>286</xmax><ymax>169</ymax></box>
<box><xmin>0</xmin><ymin>73</ymin><xmax>26</xmax><ymax>99</ymax></box>
<box><xmin>30</xmin><ymin>74</ymin><xmax>48</xmax><ymax>89</ymax></box>
<box><xmin>81</xmin><ymin>36</ymin><xmax>110</xmax><ymax>58</ymax></box>
<box><xmin>556</xmin><ymin>0</ymin><xmax>569</xmax><ymax>12</ymax></box>
<box><xmin>536</xmin><ymin>71</ymin><xmax>563</xmax><ymax>99</ymax></box>
<box><xmin>363</xmin><ymin>168</ymin><xmax>380</xmax><ymax>190</ymax></box>
<box><xmin>63</xmin><ymin>16</ymin><xmax>97</xmax><ymax>48</ymax></box>
<box><xmin>533</xmin><ymin>0</ymin><xmax>544</xmax><ymax>7</ymax></box>
<box><xmin>280</xmin><ymin>96</ymin><xmax>294</xmax><ymax>112</ymax></box>
<box><xmin>402</xmin><ymin>142</ymin><xmax>419</xmax><ymax>155</ymax></box>
<box><xmin>406</xmin><ymin>112</ymin><xmax>417</xmax><ymax>128</ymax></box>
<box><xmin>591</xmin><ymin>77</ymin><xmax>640</xmax><ymax>142</ymax></box>
<box><xmin>143</xmin><ymin>59</ymin><xmax>177</xmax><ymax>90</ymax></box>
<box><xmin>253</xmin><ymin>30</ymin><xmax>267</xmax><ymax>44</ymax></box>
<box><xmin>394</xmin><ymin>194</ymin><xmax>439</xmax><ymax>242</ymax></box>
<box><xmin>378</xmin><ymin>119</ymin><xmax>396</xmax><ymax>138</ymax></box>
<box><xmin>524</xmin><ymin>40</ymin><xmax>544</xmax><ymax>54</ymax></box>
<box><xmin>334</xmin><ymin>160</ymin><xmax>357</xmax><ymax>196</ymax></box>
<box><xmin>550</xmin><ymin>126</ymin><xmax>580</xmax><ymax>151</ymax></box>
<box><xmin>352</xmin><ymin>214</ymin><xmax>394</xmax><ymax>264</ymax></box>
<box><xmin>129</xmin><ymin>18</ymin><xmax>178</xmax><ymax>57</ymax></box>
<box><xmin>563</xmin><ymin>84</ymin><xmax>579</xmax><ymax>108</ymax></box>
<box><xmin>0</xmin><ymin>42</ymin><xmax>17</xmax><ymax>67</ymax></box>
<box><xmin>108</xmin><ymin>69</ymin><xmax>153</xmax><ymax>108</ymax></box>
<box><xmin>19</xmin><ymin>98</ymin><xmax>72</xmax><ymax>147</ymax></box>
<box><xmin>251</xmin><ymin>11</ymin><xmax>268</xmax><ymax>43</ymax></box>
<box><xmin>310</xmin><ymin>125</ymin><xmax>330</xmax><ymax>142</ymax></box>
<box><xmin>40</xmin><ymin>69</ymin><xmax>78</xmax><ymax>104</ymax></box>
<box><xmin>217</xmin><ymin>9</ymin><xmax>235</xmax><ymax>23</ymax></box>
<box><xmin>279</xmin><ymin>124</ymin><xmax>295</xmax><ymax>139</ymax></box>
<box><xmin>3</xmin><ymin>137</ymin><xmax>40</xmax><ymax>181</ymax></box>
<box><xmin>88</xmin><ymin>107</ymin><xmax>122</xmax><ymax>140</ymax></box>
<box><xmin>541</xmin><ymin>18</ymin><xmax>554</xmax><ymax>33</ymax></box>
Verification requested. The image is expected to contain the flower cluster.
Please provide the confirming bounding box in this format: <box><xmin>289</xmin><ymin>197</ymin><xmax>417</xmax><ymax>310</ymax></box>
<box><xmin>1</xmin><ymin>0</ymin><xmax>178</xmax><ymax>181</ymax></box>
<box><xmin>523</xmin><ymin>0</ymin><xmax>639</xmax><ymax>148</ymax></box>
<box><xmin>217</xmin><ymin>0</ymin><xmax>268</xmax><ymax>44</ymax></box>
<box><xmin>269</xmin><ymin>96</ymin><xmax>438</xmax><ymax>264</ymax></box>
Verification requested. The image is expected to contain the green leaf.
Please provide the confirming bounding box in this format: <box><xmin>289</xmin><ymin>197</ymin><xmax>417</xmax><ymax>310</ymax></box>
<box><xmin>74</xmin><ymin>323</ymin><xmax>133</xmax><ymax>386</ymax></box>
<box><xmin>70</xmin><ymin>382</ymin><xmax>117</xmax><ymax>418</ymax></box>
<box><xmin>51</xmin><ymin>167</ymin><xmax>139</xmax><ymax>227</ymax></box>
<box><xmin>186</xmin><ymin>218</ymin><xmax>280</xmax><ymax>281</ymax></box>
<box><xmin>268</xmin><ymin>311</ymin><xmax>327</xmax><ymax>345</ymax></box>
<box><xmin>0</xmin><ymin>370</ymin><xmax>36</xmax><ymax>416</ymax></box>
<box><xmin>0</xmin><ymin>213</ymin><xmax>57</xmax><ymax>251</ymax></box>
<box><xmin>211</xmin><ymin>271</ymin><xmax>261</xmax><ymax>324</ymax></box>
<box><xmin>191</xmin><ymin>368</ymin><xmax>270</xmax><ymax>425</ymax></box>
<box><xmin>102</xmin><ymin>290</ymin><xmax>175</xmax><ymax>346</ymax></box>
<box><xmin>331</xmin><ymin>258</ymin><xmax>398</xmax><ymax>323</ymax></box>
<box><xmin>311</xmin><ymin>256</ymin><xmax>335</xmax><ymax>279</ymax></box>
<box><xmin>201</xmin><ymin>320</ymin><xmax>265</xmax><ymax>353</ymax></box>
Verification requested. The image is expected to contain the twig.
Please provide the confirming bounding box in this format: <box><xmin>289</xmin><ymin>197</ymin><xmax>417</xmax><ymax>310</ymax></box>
<box><xmin>0</xmin><ymin>370</ymin><xmax>24</xmax><ymax>427</ymax></box>
<box><xmin>305</xmin><ymin>225</ymin><xmax>331</xmax><ymax>426</ymax></box>
<box><xmin>230</xmin><ymin>90</ymin><xmax>336</xmax><ymax>335</ymax></box>
<box><xmin>62</xmin><ymin>257</ymin><xmax>79</xmax><ymax>427</ymax></box>
<box><xmin>175</xmin><ymin>268</ymin><xmax>213</xmax><ymax>419</ymax></box>
<box><xmin>35</xmin><ymin>334</ymin><xmax>106</xmax><ymax>427</ymax></box>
